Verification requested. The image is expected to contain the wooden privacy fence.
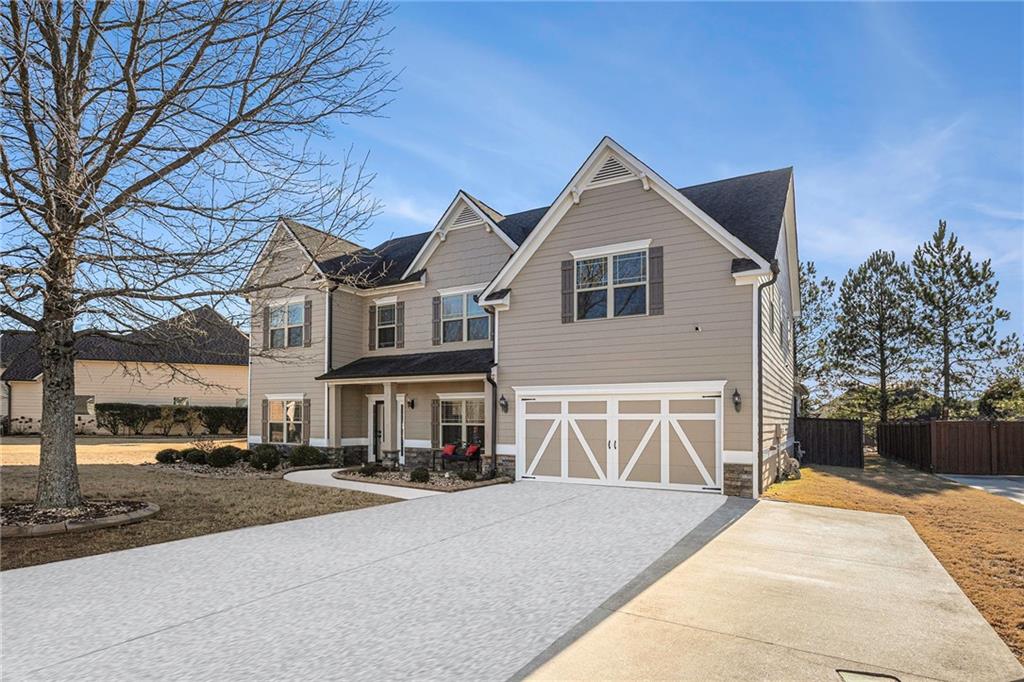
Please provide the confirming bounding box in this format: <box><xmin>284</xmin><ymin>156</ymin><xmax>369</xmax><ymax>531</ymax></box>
<box><xmin>795</xmin><ymin>417</ymin><xmax>864</xmax><ymax>468</ymax></box>
<box><xmin>877</xmin><ymin>421</ymin><xmax>1024</xmax><ymax>475</ymax></box>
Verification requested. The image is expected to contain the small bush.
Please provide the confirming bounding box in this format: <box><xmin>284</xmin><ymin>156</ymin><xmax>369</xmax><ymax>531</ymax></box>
<box><xmin>182</xmin><ymin>448</ymin><xmax>207</xmax><ymax>465</ymax></box>
<box><xmin>207</xmin><ymin>445</ymin><xmax>242</xmax><ymax>468</ymax></box>
<box><xmin>238</xmin><ymin>448</ymin><xmax>254</xmax><ymax>462</ymax></box>
<box><xmin>458</xmin><ymin>469</ymin><xmax>478</xmax><ymax>482</ymax></box>
<box><xmin>155</xmin><ymin>448</ymin><xmax>179</xmax><ymax>464</ymax></box>
<box><xmin>249</xmin><ymin>444</ymin><xmax>281</xmax><ymax>471</ymax></box>
<box><xmin>358</xmin><ymin>463</ymin><xmax>384</xmax><ymax>477</ymax></box>
<box><xmin>409</xmin><ymin>467</ymin><xmax>430</xmax><ymax>483</ymax></box>
<box><xmin>288</xmin><ymin>445</ymin><xmax>327</xmax><ymax>467</ymax></box>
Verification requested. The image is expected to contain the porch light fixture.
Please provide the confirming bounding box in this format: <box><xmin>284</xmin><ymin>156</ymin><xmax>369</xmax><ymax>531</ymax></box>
<box><xmin>499</xmin><ymin>395</ymin><xmax>508</xmax><ymax>413</ymax></box>
<box><xmin>406</xmin><ymin>398</ymin><xmax>415</xmax><ymax>410</ymax></box>
<box><xmin>732</xmin><ymin>388</ymin><xmax>742</xmax><ymax>413</ymax></box>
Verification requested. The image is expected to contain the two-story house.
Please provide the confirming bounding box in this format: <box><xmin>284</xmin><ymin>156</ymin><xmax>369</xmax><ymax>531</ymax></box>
<box><xmin>245</xmin><ymin>137</ymin><xmax>799</xmax><ymax>498</ymax></box>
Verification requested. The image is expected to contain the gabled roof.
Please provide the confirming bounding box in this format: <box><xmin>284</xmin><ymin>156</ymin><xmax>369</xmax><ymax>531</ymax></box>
<box><xmin>316</xmin><ymin>348</ymin><xmax>493</xmax><ymax>381</ymax></box>
<box><xmin>0</xmin><ymin>307</ymin><xmax>248</xmax><ymax>382</ymax></box>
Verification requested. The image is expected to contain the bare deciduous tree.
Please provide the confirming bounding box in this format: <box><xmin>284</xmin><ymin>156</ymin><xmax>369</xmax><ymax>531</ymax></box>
<box><xmin>0</xmin><ymin>0</ymin><xmax>394</xmax><ymax>508</ymax></box>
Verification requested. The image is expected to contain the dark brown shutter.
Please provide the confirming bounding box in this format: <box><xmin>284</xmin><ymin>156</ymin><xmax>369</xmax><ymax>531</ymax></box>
<box><xmin>262</xmin><ymin>306</ymin><xmax>270</xmax><ymax>349</ymax></box>
<box><xmin>395</xmin><ymin>301</ymin><xmax>405</xmax><ymax>349</ymax></box>
<box><xmin>303</xmin><ymin>298</ymin><xmax>313</xmax><ymax>347</ymax></box>
<box><xmin>561</xmin><ymin>260</ymin><xmax>574</xmax><ymax>323</ymax></box>
<box><xmin>431</xmin><ymin>296</ymin><xmax>441</xmax><ymax>345</ymax></box>
<box><xmin>368</xmin><ymin>305</ymin><xmax>376</xmax><ymax>351</ymax></box>
<box><xmin>431</xmin><ymin>399</ymin><xmax>440</xmax><ymax>447</ymax></box>
<box><xmin>261</xmin><ymin>399</ymin><xmax>269</xmax><ymax>442</ymax></box>
<box><xmin>302</xmin><ymin>398</ymin><xmax>310</xmax><ymax>444</ymax></box>
<box><xmin>649</xmin><ymin>246</ymin><xmax>664</xmax><ymax>315</ymax></box>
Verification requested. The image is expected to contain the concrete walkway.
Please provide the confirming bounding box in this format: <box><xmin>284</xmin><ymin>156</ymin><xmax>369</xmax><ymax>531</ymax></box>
<box><xmin>283</xmin><ymin>468</ymin><xmax>443</xmax><ymax>499</ymax></box>
<box><xmin>941</xmin><ymin>474</ymin><xmax>1024</xmax><ymax>504</ymax></box>
<box><xmin>524</xmin><ymin>500</ymin><xmax>1023</xmax><ymax>681</ymax></box>
<box><xmin>1</xmin><ymin>483</ymin><xmax>734</xmax><ymax>680</ymax></box>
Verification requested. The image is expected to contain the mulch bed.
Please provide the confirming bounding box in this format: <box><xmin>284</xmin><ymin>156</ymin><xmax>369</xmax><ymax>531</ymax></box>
<box><xmin>2</xmin><ymin>500</ymin><xmax>149</xmax><ymax>527</ymax></box>
<box><xmin>141</xmin><ymin>461</ymin><xmax>281</xmax><ymax>479</ymax></box>
<box><xmin>333</xmin><ymin>469</ymin><xmax>512</xmax><ymax>491</ymax></box>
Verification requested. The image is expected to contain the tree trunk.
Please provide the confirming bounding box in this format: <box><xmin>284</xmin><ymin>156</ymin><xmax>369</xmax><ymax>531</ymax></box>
<box><xmin>35</xmin><ymin>255</ymin><xmax>83</xmax><ymax>509</ymax></box>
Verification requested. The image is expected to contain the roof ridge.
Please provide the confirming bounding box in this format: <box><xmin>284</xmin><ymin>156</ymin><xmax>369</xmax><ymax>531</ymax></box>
<box><xmin>280</xmin><ymin>216</ymin><xmax>363</xmax><ymax>249</ymax></box>
<box><xmin>678</xmin><ymin>166</ymin><xmax>793</xmax><ymax>191</ymax></box>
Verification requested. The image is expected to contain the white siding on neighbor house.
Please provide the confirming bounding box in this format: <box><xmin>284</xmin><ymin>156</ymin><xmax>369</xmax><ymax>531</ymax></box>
<box><xmin>494</xmin><ymin>179</ymin><xmax>755</xmax><ymax>453</ymax></box>
<box><xmin>247</xmin><ymin>235</ymin><xmax>328</xmax><ymax>442</ymax></box>
<box><xmin>7</xmin><ymin>361</ymin><xmax>246</xmax><ymax>433</ymax></box>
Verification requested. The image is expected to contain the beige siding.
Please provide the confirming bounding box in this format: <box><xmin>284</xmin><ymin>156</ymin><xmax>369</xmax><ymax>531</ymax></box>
<box><xmin>759</xmin><ymin>183</ymin><xmax>797</xmax><ymax>490</ymax></box>
<box><xmin>7</xmin><ymin>361</ymin><xmax>246</xmax><ymax>434</ymax></box>
<box><xmin>495</xmin><ymin>179</ymin><xmax>754</xmax><ymax>452</ymax></box>
<box><xmin>330</xmin><ymin>288</ymin><xmax>365</xmax><ymax>369</ymax></box>
<box><xmin>247</xmin><ymin>236</ymin><xmax>328</xmax><ymax>442</ymax></box>
<box><xmin>366</xmin><ymin>223</ymin><xmax>510</xmax><ymax>357</ymax></box>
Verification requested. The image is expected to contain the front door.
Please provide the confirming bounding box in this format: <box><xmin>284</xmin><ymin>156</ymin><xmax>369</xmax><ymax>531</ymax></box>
<box><xmin>371</xmin><ymin>400</ymin><xmax>385</xmax><ymax>462</ymax></box>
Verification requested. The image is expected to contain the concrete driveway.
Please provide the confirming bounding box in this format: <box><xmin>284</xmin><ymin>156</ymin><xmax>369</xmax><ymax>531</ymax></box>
<box><xmin>1</xmin><ymin>482</ymin><xmax>738</xmax><ymax>680</ymax></box>
<box><xmin>941</xmin><ymin>474</ymin><xmax>1024</xmax><ymax>504</ymax></box>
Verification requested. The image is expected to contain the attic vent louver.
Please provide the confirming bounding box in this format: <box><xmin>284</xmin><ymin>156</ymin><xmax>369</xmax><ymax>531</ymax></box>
<box><xmin>590</xmin><ymin>155</ymin><xmax>633</xmax><ymax>184</ymax></box>
<box><xmin>451</xmin><ymin>204</ymin><xmax>479</xmax><ymax>227</ymax></box>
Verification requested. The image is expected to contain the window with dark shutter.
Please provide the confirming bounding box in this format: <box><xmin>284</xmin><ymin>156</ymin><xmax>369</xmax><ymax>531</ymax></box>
<box><xmin>561</xmin><ymin>260</ymin><xmax>574</xmax><ymax>323</ymax></box>
<box><xmin>649</xmin><ymin>246</ymin><xmax>664</xmax><ymax>315</ymax></box>
<box><xmin>432</xmin><ymin>296</ymin><xmax>442</xmax><ymax>345</ymax></box>
<box><xmin>261</xmin><ymin>399</ymin><xmax>269</xmax><ymax>442</ymax></box>
<box><xmin>368</xmin><ymin>305</ymin><xmax>376</xmax><ymax>351</ymax></box>
<box><xmin>303</xmin><ymin>299</ymin><xmax>313</xmax><ymax>347</ymax></box>
<box><xmin>395</xmin><ymin>302</ymin><xmax>405</xmax><ymax>348</ymax></box>
<box><xmin>262</xmin><ymin>307</ymin><xmax>270</xmax><ymax>349</ymax></box>
<box><xmin>302</xmin><ymin>398</ymin><xmax>311</xmax><ymax>444</ymax></box>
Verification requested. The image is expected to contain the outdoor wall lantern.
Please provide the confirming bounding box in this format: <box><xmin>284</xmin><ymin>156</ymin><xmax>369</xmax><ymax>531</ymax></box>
<box><xmin>406</xmin><ymin>398</ymin><xmax>415</xmax><ymax>410</ymax></box>
<box><xmin>732</xmin><ymin>389</ymin><xmax>742</xmax><ymax>413</ymax></box>
<box><xmin>499</xmin><ymin>395</ymin><xmax>509</xmax><ymax>413</ymax></box>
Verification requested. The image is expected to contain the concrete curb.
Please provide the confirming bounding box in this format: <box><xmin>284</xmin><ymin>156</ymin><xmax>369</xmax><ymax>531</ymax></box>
<box><xmin>2</xmin><ymin>502</ymin><xmax>160</xmax><ymax>539</ymax></box>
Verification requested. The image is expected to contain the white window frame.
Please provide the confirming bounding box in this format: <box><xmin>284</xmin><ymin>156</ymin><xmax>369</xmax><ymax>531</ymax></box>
<box><xmin>439</xmin><ymin>397</ymin><xmax>485</xmax><ymax>447</ymax></box>
<box><xmin>440</xmin><ymin>291</ymin><xmax>489</xmax><ymax>343</ymax></box>
<box><xmin>172</xmin><ymin>397</ymin><xmax>190</xmax><ymax>406</ymax></box>
<box><xmin>267</xmin><ymin>398</ymin><xmax>304</xmax><ymax>444</ymax></box>
<box><xmin>574</xmin><ymin>248</ymin><xmax>649</xmax><ymax>321</ymax></box>
<box><xmin>269</xmin><ymin>300</ymin><xmax>306</xmax><ymax>349</ymax></box>
<box><xmin>376</xmin><ymin>303</ymin><xmax>397</xmax><ymax>349</ymax></box>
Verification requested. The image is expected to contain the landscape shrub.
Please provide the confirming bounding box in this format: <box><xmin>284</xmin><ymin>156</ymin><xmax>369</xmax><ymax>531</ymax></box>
<box><xmin>207</xmin><ymin>445</ymin><xmax>242</xmax><ymax>468</ymax></box>
<box><xmin>458</xmin><ymin>469</ymin><xmax>478</xmax><ymax>482</ymax></box>
<box><xmin>249</xmin><ymin>445</ymin><xmax>281</xmax><ymax>471</ymax></box>
<box><xmin>182</xmin><ymin>448</ymin><xmax>207</xmax><ymax>465</ymax></box>
<box><xmin>155</xmin><ymin>448</ymin><xmax>179</xmax><ymax>464</ymax></box>
<box><xmin>288</xmin><ymin>445</ymin><xmax>327</xmax><ymax>467</ymax></box>
<box><xmin>358</xmin><ymin>463</ymin><xmax>384</xmax><ymax>476</ymax></box>
<box><xmin>197</xmin><ymin>406</ymin><xmax>247</xmax><ymax>435</ymax></box>
<box><xmin>153</xmin><ymin>406</ymin><xmax>183</xmax><ymax>436</ymax></box>
<box><xmin>409</xmin><ymin>467</ymin><xmax>430</xmax><ymax>483</ymax></box>
<box><xmin>238</xmin><ymin>448</ymin><xmax>254</xmax><ymax>462</ymax></box>
<box><xmin>220</xmin><ymin>407</ymin><xmax>248</xmax><ymax>435</ymax></box>
<box><xmin>180</xmin><ymin>409</ymin><xmax>203</xmax><ymax>436</ymax></box>
<box><xmin>94</xmin><ymin>403</ymin><xmax>127</xmax><ymax>436</ymax></box>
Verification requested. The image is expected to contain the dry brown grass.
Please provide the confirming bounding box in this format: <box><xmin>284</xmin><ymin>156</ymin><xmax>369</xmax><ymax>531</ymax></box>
<box><xmin>764</xmin><ymin>451</ymin><xmax>1024</xmax><ymax>663</ymax></box>
<box><xmin>0</xmin><ymin>436</ymin><xmax>247</xmax><ymax>466</ymax></box>
<box><xmin>1</xmin><ymin>464</ymin><xmax>392</xmax><ymax>570</ymax></box>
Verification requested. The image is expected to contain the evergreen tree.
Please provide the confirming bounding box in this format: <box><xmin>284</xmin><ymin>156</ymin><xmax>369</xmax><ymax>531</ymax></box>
<box><xmin>831</xmin><ymin>251</ymin><xmax>918</xmax><ymax>423</ymax></box>
<box><xmin>795</xmin><ymin>261</ymin><xmax>837</xmax><ymax>414</ymax></box>
<box><xmin>911</xmin><ymin>220</ymin><xmax>1011</xmax><ymax>417</ymax></box>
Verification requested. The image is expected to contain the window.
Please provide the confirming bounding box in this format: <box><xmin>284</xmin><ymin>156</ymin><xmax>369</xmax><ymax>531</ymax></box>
<box><xmin>377</xmin><ymin>304</ymin><xmax>396</xmax><ymax>348</ymax></box>
<box><xmin>74</xmin><ymin>395</ymin><xmax>95</xmax><ymax>416</ymax></box>
<box><xmin>268</xmin><ymin>399</ymin><xmax>303</xmax><ymax>444</ymax></box>
<box><xmin>269</xmin><ymin>301</ymin><xmax>305</xmax><ymax>348</ymax></box>
<box><xmin>236</xmin><ymin>398</ymin><xmax>248</xmax><ymax>408</ymax></box>
<box><xmin>440</xmin><ymin>398</ymin><xmax>485</xmax><ymax>447</ymax></box>
<box><xmin>172</xmin><ymin>397</ymin><xmax>190</xmax><ymax>406</ymax></box>
<box><xmin>575</xmin><ymin>250</ymin><xmax>647</xmax><ymax>320</ymax></box>
<box><xmin>441</xmin><ymin>292</ymin><xmax>489</xmax><ymax>343</ymax></box>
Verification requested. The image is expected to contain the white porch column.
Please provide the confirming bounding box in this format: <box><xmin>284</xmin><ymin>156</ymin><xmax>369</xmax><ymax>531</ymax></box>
<box><xmin>329</xmin><ymin>384</ymin><xmax>343</xmax><ymax>448</ymax></box>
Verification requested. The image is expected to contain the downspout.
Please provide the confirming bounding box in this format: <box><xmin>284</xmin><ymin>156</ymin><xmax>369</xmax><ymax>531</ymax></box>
<box><xmin>755</xmin><ymin>259</ymin><xmax>780</xmax><ymax>497</ymax></box>
<box><xmin>484</xmin><ymin>302</ymin><xmax>498</xmax><ymax>477</ymax></box>
<box><xmin>325</xmin><ymin>286</ymin><xmax>334</xmax><ymax>372</ymax></box>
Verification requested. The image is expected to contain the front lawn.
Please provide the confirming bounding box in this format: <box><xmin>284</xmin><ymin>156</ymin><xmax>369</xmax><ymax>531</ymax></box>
<box><xmin>1</xmin><ymin>464</ymin><xmax>393</xmax><ymax>570</ymax></box>
<box><xmin>764</xmin><ymin>450</ymin><xmax>1024</xmax><ymax>664</ymax></box>
<box><xmin>0</xmin><ymin>436</ymin><xmax>247</xmax><ymax>466</ymax></box>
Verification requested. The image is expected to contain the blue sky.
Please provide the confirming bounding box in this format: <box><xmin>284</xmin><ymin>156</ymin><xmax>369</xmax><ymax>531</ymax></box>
<box><xmin>331</xmin><ymin>2</ymin><xmax>1023</xmax><ymax>337</ymax></box>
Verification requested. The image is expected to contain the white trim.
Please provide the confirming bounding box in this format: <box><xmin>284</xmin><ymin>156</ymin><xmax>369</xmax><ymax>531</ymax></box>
<box><xmin>733</xmin><ymin>270</ymin><xmax>771</xmax><ymax>286</ymax></box>
<box><xmin>436</xmin><ymin>392</ymin><xmax>485</xmax><ymax>400</ymax></box>
<box><xmin>265</xmin><ymin>294</ymin><xmax>309</xmax><ymax>307</ymax></box>
<box><xmin>437</xmin><ymin>281</ymin><xmax>490</xmax><ymax>297</ymax></box>
<box><xmin>404</xmin><ymin>439</ymin><xmax>432</xmax><ymax>449</ymax></box>
<box><xmin>321</xmin><ymin>373</ymin><xmax>488</xmax><ymax>386</ymax></box>
<box><xmin>513</xmin><ymin>380</ymin><xmax>726</xmax><ymax>398</ymax></box>
<box><xmin>480</xmin><ymin>137</ymin><xmax>769</xmax><ymax>300</ymax></box>
<box><xmin>243</xmin><ymin>219</ymin><xmax>326</xmax><ymax>290</ymax></box>
<box><xmin>496</xmin><ymin>443</ymin><xmax>516</xmax><ymax>456</ymax></box>
<box><xmin>340</xmin><ymin>437</ymin><xmax>369</xmax><ymax>446</ymax></box>
<box><xmin>309</xmin><ymin>438</ymin><xmax>328</xmax><ymax>447</ymax></box>
<box><xmin>723</xmin><ymin>450</ymin><xmax>754</xmax><ymax>465</ymax></box>
<box><xmin>350</xmin><ymin>277</ymin><xmax>426</xmax><ymax>297</ymax></box>
<box><xmin>570</xmin><ymin>239</ymin><xmax>651</xmax><ymax>260</ymax></box>
<box><xmin>247</xmin><ymin>434</ymin><xmax>262</xmax><ymax>444</ymax></box>
<box><xmin>265</xmin><ymin>392</ymin><xmax>304</xmax><ymax>400</ymax></box>
<box><xmin>372</xmin><ymin>295</ymin><xmax>397</xmax><ymax>305</ymax></box>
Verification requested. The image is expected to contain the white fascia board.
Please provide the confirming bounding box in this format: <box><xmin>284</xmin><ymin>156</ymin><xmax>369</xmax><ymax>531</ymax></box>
<box><xmin>513</xmin><ymin>380</ymin><xmax>728</xmax><ymax>398</ymax></box>
<box><xmin>321</xmin><ymin>373</ymin><xmax>488</xmax><ymax>386</ymax></box>
<box><xmin>265</xmin><ymin>392</ymin><xmax>305</xmax><ymax>400</ymax></box>
<box><xmin>480</xmin><ymin>136</ymin><xmax>768</xmax><ymax>300</ymax></box>
<box><xmin>373</xmin><ymin>295</ymin><xmax>397</xmax><ymax>306</ymax></box>
<box><xmin>570</xmin><ymin>239</ymin><xmax>652</xmax><ymax>260</ymax></box>
<box><xmin>347</xmin><ymin>276</ymin><xmax>427</xmax><ymax>298</ymax></box>
<box><xmin>733</xmin><ymin>270</ymin><xmax>771</xmax><ymax>286</ymax></box>
<box><xmin>436</xmin><ymin>392</ymin><xmax>485</xmax><ymax>400</ymax></box>
<box><xmin>437</xmin><ymin>281</ymin><xmax>491</xmax><ymax>297</ymax></box>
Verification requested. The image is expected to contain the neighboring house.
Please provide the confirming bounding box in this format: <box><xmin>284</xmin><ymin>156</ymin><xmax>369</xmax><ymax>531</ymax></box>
<box><xmin>1</xmin><ymin>307</ymin><xmax>248</xmax><ymax>435</ymax></box>
<box><xmin>246</xmin><ymin>137</ymin><xmax>799</xmax><ymax>497</ymax></box>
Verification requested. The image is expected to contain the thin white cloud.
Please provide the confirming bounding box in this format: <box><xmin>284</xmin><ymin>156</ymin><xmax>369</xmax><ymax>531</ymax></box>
<box><xmin>972</xmin><ymin>203</ymin><xmax>1024</xmax><ymax>222</ymax></box>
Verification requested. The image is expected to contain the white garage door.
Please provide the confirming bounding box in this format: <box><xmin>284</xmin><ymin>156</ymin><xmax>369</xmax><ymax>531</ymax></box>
<box><xmin>515</xmin><ymin>382</ymin><xmax>724</xmax><ymax>493</ymax></box>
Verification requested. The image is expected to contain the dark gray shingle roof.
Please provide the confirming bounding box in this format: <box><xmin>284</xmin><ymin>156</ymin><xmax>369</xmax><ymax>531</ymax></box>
<box><xmin>0</xmin><ymin>307</ymin><xmax>248</xmax><ymax>381</ymax></box>
<box><xmin>316</xmin><ymin>348</ymin><xmax>493</xmax><ymax>381</ymax></box>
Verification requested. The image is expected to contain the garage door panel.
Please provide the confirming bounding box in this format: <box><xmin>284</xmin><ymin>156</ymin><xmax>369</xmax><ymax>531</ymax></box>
<box><xmin>669</xmin><ymin>399</ymin><xmax>715</xmax><ymax>413</ymax></box>
<box><xmin>669</xmin><ymin>420</ymin><xmax>715</xmax><ymax>486</ymax></box>
<box><xmin>568</xmin><ymin>400</ymin><xmax>606</xmax><ymax>414</ymax></box>
<box><xmin>567</xmin><ymin>418</ymin><xmax>606</xmax><ymax>480</ymax></box>
<box><xmin>619</xmin><ymin>419</ymin><xmax>661</xmax><ymax>483</ymax></box>
<box><xmin>525</xmin><ymin>418</ymin><xmax>561</xmax><ymax>477</ymax></box>
<box><xmin>619</xmin><ymin>400</ymin><xmax>661</xmax><ymax>414</ymax></box>
<box><xmin>525</xmin><ymin>401</ymin><xmax>560</xmax><ymax>414</ymax></box>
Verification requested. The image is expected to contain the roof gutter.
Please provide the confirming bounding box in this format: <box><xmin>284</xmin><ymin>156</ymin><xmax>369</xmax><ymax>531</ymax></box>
<box><xmin>756</xmin><ymin>259</ymin><xmax>781</xmax><ymax>497</ymax></box>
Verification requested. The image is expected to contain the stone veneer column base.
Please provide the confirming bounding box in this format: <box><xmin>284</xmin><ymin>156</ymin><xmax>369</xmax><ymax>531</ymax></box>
<box><xmin>723</xmin><ymin>463</ymin><xmax>753</xmax><ymax>498</ymax></box>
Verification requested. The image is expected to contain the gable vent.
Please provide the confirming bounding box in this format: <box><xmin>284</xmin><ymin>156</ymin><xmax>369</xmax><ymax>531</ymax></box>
<box><xmin>590</xmin><ymin>155</ymin><xmax>633</xmax><ymax>184</ymax></box>
<box><xmin>451</xmin><ymin>204</ymin><xmax>480</xmax><ymax>227</ymax></box>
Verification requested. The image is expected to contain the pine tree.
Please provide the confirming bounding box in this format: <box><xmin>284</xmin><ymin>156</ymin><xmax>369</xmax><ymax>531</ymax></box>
<box><xmin>795</xmin><ymin>261</ymin><xmax>837</xmax><ymax>414</ymax></box>
<box><xmin>831</xmin><ymin>251</ymin><xmax>918</xmax><ymax>424</ymax></box>
<box><xmin>911</xmin><ymin>220</ymin><xmax>1011</xmax><ymax>418</ymax></box>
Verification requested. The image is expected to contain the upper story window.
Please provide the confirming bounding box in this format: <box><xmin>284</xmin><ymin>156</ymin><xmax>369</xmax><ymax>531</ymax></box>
<box><xmin>575</xmin><ymin>250</ymin><xmax>647</xmax><ymax>320</ymax></box>
<box><xmin>377</xmin><ymin>304</ymin><xmax>396</xmax><ymax>348</ymax></box>
<box><xmin>270</xmin><ymin>301</ymin><xmax>305</xmax><ymax>348</ymax></box>
<box><xmin>268</xmin><ymin>399</ymin><xmax>303</xmax><ymax>444</ymax></box>
<box><xmin>441</xmin><ymin>292</ymin><xmax>489</xmax><ymax>343</ymax></box>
